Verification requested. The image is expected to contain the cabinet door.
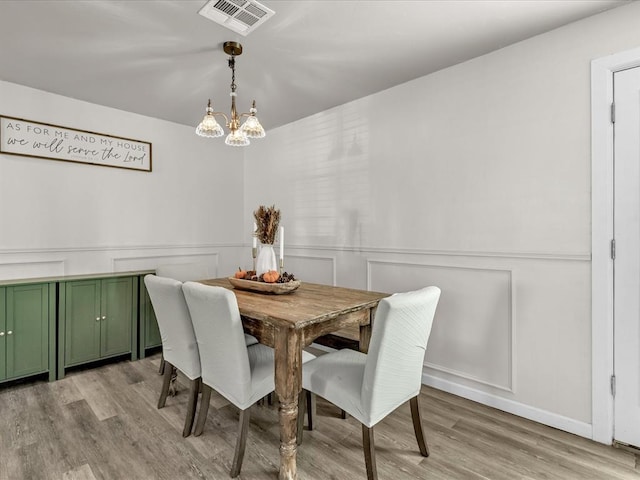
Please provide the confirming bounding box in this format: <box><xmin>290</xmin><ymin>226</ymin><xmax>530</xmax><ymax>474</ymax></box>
<box><xmin>65</xmin><ymin>280</ymin><xmax>101</xmax><ymax>366</ymax></box>
<box><xmin>101</xmin><ymin>277</ymin><xmax>133</xmax><ymax>358</ymax></box>
<box><xmin>5</xmin><ymin>284</ymin><xmax>50</xmax><ymax>380</ymax></box>
<box><xmin>0</xmin><ymin>288</ymin><xmax>5</xmax><ymax>380</ymax></box>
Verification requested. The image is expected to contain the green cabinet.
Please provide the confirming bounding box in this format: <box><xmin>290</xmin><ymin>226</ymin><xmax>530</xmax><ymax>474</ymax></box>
<box><xmin>0</xmin><ymin>270</ymin><xmax>152</xmax><ymax>384</ymax></box>
<box><xmin>58</xmin><ymin>276</ymin><xmax>138</xmax><ymax>378</ymax></box>
<box><xmin>0</xmin><ymin>283</ymin><xmax>55</xmax><ymax>383</ymax></box>
<box><xmin>139</xmin><ymin>276</ymin><xmax>161</xmax><ymax>359</ymax></box>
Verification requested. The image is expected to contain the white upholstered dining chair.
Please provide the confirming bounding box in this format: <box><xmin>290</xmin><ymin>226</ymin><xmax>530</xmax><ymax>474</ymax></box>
<box><xmin>299</xmin><ymin>286</ymin><xmax>441</xmax><ymax>480</ymax></box>
<box><xmin>154</xmin><ymin>263</ymin><xmax>210</xmax><ymax>376</ymax></box>
<box><xmin>153</xmin><ymin>263</ymin><xmax>258</xmax><ymax>374</ymax></box>
<box><xmin>144</xmin><ymin>274</ymin><xmax>202</xmax><ymax>437</ymax></box>
<box><xmin>182</xmin><ymin>281</ymin><xmax>315</xmax><ymax>478</ymax></box>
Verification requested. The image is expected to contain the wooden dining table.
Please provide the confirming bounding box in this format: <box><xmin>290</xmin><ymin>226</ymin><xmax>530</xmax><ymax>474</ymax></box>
<box><xmin>200</xmin><ymin>278</ymin><xmax>389</xmax><ymax>480</ymax></box>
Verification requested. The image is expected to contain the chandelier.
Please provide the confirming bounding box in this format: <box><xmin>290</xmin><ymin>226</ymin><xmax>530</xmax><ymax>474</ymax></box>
<box><xmin>195</xmin><ymin>41</ymin><xmax>265</xmax><ymax>146</ymax></box>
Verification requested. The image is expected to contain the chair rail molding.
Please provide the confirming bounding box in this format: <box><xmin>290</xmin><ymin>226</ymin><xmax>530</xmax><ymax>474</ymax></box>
<box><xmin>591</xmin><ymin>44</ymin><xmax>640</xmax><ymax>444</ymax></box>
<box><xmin>367</xmin><ymin>259</ymin><xmax>515</xmax><ymax>394</ymax></box>
<box><xmin>279</xmin><ymin>244</ymin><xmax>590</xmax><ymax>262</ymax></box>
<box><xmin>0</xmin><ymin>242</ymin><xmax>238</xmax><ymax>255</ymax></box>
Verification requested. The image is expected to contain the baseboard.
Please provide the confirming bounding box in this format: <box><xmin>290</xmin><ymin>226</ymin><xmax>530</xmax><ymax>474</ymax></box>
<box><xmin>422</xmin><ymin>372</ymin><xmax>593</xmax><ymax>440</ymax></box>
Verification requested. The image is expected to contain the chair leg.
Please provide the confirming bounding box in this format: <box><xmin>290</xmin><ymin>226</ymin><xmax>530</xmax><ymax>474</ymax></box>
<box><xmin>194</xmin><ymin>384</ymin><xmax>212</xmax><ymax>437</ymax></box>
<box><xmin>297</xmin><ymin>390</ymin><xmax>317</xmax><ymax>445</ymax></box>
<box><xmin>307</xmin><ymin>391</ymin><xmax>315</xmax><ymax>431</ymax></box>
<box><xmin>158</xmin><ymin>353</ymin><xmax>165</xmax><ymax>375</ymax></box>
<box><xmin>297</xmin><ymin>390</ymin><xmax>306</xmax><ymax>445</ymax></box>
<box><xmin>410</xmin><ymin>395</ymin><xmax>429</xmax><ymax>457</ymax></box>
<box><xmin>362</xmin><ymin>424</ymin><xmax>378</xmax><ymax>480</ymax></box>
<box><xmin>230</xmin><ymin>408</ymin><xmax>251</xmax><ymax>478</ymax></box>
<box><xmin>168</xmin><ymin>367</ymin><xmax>178</xmax><ymax>397</ymax></box>
<box><xmin>182</xmin><ymin>377</ymin><xmax>201</xmax><ymax>437</ymax></box>
<box><xmin>257</xmin><ymin>391</ymin><xmax>274</xmax><ymax>406</ymax></box>
<box><xmin>157</xmin><ymin>361</ymin><xmax>174</xmax><ymax>409</ymax></box>
<box><xmin>341</xmin><ymin>409</ymin><xmax>348</xmax><ymax>420</ymax></box>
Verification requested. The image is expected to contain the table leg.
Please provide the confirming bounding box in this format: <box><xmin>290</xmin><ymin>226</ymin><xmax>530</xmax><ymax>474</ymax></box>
<box><xmin>274</xmin><ymin>328</ymin><xmax>302</xmax><ymax>480</ymax></box>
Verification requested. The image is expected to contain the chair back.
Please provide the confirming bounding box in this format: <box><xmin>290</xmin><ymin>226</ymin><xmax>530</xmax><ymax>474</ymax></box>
<box><xmin>156</xmin><ymin>263</ymin><xmax>209</xmax><ymax>282</ymax></box>
<box><xmin>144</xmin><ymin>274</ymin><xmax>201</xmax><ymax>380</ymax></box>
<box><xmin>182</xmin><ymin>282</ymin><xmax>252</xmax><ymax>408</ymax></box>
<box><xmin>361</xmin><ymin>286</ymin><xmax>441</xmax><ymax>426</ymax></box>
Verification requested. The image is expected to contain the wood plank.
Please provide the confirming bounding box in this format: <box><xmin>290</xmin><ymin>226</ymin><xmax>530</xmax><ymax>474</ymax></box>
<box><xmin>62</xmin><ymin>464</ymin><xmax>98</xmax><ymax>480</ymax></box>
<box><xmin>71</xmin><ymin>370</ymin><xmax>121</xmax><ymax>421</ymax></box>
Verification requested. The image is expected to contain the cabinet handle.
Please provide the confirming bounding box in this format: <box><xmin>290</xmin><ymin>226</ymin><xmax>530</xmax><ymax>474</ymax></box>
<box><xmin>7</xmin><ymin>331</ymin><xmax>12</xmax><ymax>335</ymax></box>
<box><xmin>96</xmin><ymin>317</ymin><xmax>101</xmax><ymax>322</ymax></box>
<box><xmin>102</xmin><ymin>315</ymin><xmax>107</xmax><ymax>321</ymax></box>
<box><xmin>0</xmin><ymin>332</ymin><xmax>4</xmax><ymax>336</ymax></box>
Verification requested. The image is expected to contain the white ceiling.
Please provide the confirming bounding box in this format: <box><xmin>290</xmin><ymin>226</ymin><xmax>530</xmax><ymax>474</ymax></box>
<box><xmin>0</xmin><ymin>0</ymin><xmax>630</xmax><ymax>131</ymax></box>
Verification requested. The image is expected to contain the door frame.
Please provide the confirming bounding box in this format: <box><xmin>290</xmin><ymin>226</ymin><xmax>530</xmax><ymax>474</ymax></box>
<box><xmin>591</xmin><ymin>45</ymin><xmax>640</xmax><ymax>444</ymax></box>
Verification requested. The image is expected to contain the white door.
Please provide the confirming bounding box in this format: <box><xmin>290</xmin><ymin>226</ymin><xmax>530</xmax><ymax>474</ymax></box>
<box><xmin>614</xmin><ymin>66</ymin><xmax>640</xmax><ymax>448</ymax></box>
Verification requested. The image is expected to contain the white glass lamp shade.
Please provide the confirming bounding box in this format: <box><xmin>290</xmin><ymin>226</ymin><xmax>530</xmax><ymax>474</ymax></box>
<box><xmin>225</xmin><ymin>128</ymin><xmax>250</xmax><ymax>147</ymax></box>
<box><xmin>241</xmin><ymin>108</ymin><xmax>266</xmax><ymax>139</ymax></box>
<box><xmin>196</xmin><ymin>113</ymin><xmax>224</xmax><ymax>138</ymax></box>
<box><xmin>196</xmin><ymin>100</ymin><xmax>224</xmax><ymax>138</ymax></box>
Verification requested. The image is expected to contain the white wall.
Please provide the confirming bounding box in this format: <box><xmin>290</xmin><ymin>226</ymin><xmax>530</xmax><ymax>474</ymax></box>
<box><xmin>0</xmin><ymin>80</ymin><xmax>246</xmax><ymax>278</ymax></box>
<box><xmin>244</xmin><ymin>2</ymin><xmax>640</xmax><ymax>439</ymax></box>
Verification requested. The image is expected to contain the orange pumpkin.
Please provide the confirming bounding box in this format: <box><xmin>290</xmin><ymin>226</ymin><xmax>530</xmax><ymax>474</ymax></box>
<box><xmin>234</xmin><ymin>268</ymin><xmax>247</xmax><ymax>279</ymax></box>
<box><xmin>263</xmin><ymin>270</ymin><xmax>280</xmax><ymax>283</ymax></box>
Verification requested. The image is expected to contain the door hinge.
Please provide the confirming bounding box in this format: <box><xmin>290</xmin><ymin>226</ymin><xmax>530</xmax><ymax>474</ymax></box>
<box><xmin>611</xmin><ymin>374</ymin><xmax>616</xmax><ymax>397</ymax></box>
<box><xmin>611</xmin><ymin>239</ymin><xmax>616</xmax><ymax>260</ymax></box>
<box><xmin>611</xmin><ymin>102</ymin><xmax>616</xmax><ymax>123</ymax></box>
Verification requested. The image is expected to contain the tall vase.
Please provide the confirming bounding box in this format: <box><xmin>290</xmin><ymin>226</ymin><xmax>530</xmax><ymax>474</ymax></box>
<box><xmin>256</xmin><ymin>243</ymin><xmax>277</xmax><ymax>276</ymax></box>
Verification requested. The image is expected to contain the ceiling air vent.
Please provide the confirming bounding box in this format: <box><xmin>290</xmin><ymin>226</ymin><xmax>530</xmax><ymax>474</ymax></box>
<box><xmin>198</xmin><ymin>0</ymin><xmax>275</xmax><ymax>36</ymax></box>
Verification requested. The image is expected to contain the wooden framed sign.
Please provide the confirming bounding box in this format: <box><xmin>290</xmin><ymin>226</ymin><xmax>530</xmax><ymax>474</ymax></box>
<box><xmin>0</xmin><ymin>115</ymin><xmax>152</xmax><ymax>172</ymax></box>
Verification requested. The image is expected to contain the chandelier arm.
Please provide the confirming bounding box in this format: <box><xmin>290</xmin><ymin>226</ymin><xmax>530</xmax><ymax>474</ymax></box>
<box><xmin>210</xmin><ymin>111</ymin><xmax>229</xmax><ymax>124</ymax></box>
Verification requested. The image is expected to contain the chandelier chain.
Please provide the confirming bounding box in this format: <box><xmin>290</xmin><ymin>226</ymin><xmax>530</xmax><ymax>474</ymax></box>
<box><xmin>229</xmin><ymin>56</ymin><xmax>236</xmax><ymax>93</ymax></box>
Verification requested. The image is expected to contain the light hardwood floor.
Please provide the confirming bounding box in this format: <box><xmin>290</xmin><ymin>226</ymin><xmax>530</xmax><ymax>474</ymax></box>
<box><xmin>1</xmin><ymin>353</ymin><xmax>639</xmax><ymax>480</ymax></box>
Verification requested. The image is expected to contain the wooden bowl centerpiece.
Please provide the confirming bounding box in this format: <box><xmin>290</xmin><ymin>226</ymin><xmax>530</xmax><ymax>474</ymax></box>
<box><xmin>228</xmin><ymin>269</ymin><xmax>300</xmax><ymax>295</ymax></box>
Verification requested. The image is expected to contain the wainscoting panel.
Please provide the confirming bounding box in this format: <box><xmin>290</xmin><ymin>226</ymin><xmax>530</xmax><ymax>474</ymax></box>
<box><xmin>0</xmin><ymin>259</ymin><xmax>66</xmax><ymax>279</ymax></box>
<box><xmin>112</xmin><ymin>253</ymin><xmax>219</xmax><ymax>278</ymax></box>
<box><xmin>368</xmin><ymin>260</ymin><xmax>513</xmax><ymax>392</ymax></box>
<box><xmin>285</xmin><ymin>254</ymin><xmax>336</xmax><ymax>285</ymax></box>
